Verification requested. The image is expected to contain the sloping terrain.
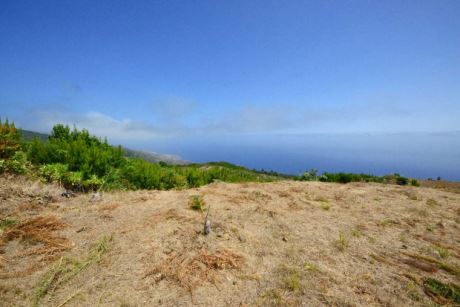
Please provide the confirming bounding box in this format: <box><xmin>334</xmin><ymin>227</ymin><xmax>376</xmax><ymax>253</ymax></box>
<box><xmin>0</xmin><ymin>175</ymin><xmax>459</xmax><ymax>306</ymax></box>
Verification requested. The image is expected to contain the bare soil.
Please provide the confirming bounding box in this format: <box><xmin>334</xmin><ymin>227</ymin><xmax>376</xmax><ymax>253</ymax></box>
<box><xmin>0</xmin><ymin>175</ymin><xmax>459</xmax><ymax>306</ymax></box>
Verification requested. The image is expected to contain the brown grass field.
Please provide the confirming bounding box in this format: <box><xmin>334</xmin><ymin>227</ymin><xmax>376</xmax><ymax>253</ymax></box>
<box><xmin>0</xmin><ymin>175</ymin><xmax>459</xmax><ymax>306</ymax></box>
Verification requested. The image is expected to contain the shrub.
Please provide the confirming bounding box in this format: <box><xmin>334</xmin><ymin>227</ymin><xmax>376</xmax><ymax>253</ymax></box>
<box><xmin>300</xmin><ymin>169</ymin><xmax>318</xmax><ymax>181</ymax></box>
<box><xmin>410</xmin><ymin>179</ymin><xmax>419</xmax><ymax>186</ymax></box>
<box><xmin>0</xmin><ymin>118</ymin><xmax>21</xmax><ymax>159</ymax></box>
<box><xmin>6</xmin><ymin>151</ymin><xmax>28</xmax><ymax>174</ymax></box>
<box><xmin>396</xmin><ymin>176</ymin><xmax>408</xmax><ymax>185</ymax></box>
<box><xmin>40</xmin><ymin>163</ymin><xmax>68</xmax><ymax>184</ymax></box>
<box><xmin>65</xmin><ymin>171</ymin><xmax>84</xmax><ymax>191</ymax></box>
<box><xmin>83</xmin><ymin>174</ymin><xmax>104</xmax><ymax>191</ymax></box>
<box><xmin>189</xmin><ymin>195</ymin><xmax>205</xmax><ymax>211</ymax></box>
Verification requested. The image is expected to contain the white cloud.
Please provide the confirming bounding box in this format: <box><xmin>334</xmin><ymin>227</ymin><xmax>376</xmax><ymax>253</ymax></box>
<box><xmin>28</xmin><ymin>110</ymin><xmax>167</xmax><ymax>141</ymax></box>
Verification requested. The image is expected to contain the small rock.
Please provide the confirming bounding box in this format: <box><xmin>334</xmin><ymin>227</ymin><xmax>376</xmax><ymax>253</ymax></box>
<box><xmin>61</xmin><ymin>191</ymin><xmax>75</xmax><ymax>198</ymax></box>
<box><xmin>90</xmin><ymin>192</ymin><xmax>102</xmax><ymax>202</ymax></box>
<box><xmin>282</xmin><ymin>237</ymin><xmax>288</xmax><ymax>242</ymax></box>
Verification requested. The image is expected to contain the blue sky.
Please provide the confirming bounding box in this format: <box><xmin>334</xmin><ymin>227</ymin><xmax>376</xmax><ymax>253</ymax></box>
<box><xmin>1</xmin><ymin>1</ymin><xmax>460</xmax><ymax>178</ymax></box>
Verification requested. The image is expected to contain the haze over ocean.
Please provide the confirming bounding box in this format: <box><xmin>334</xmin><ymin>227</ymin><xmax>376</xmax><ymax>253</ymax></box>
<box><xmin>1</xmin><ymin>1</ymin><xmax>459</xmax><ymax>180</ymax></box>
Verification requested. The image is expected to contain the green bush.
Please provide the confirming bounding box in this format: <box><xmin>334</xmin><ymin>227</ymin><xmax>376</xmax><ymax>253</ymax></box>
<box><xmin>300</xmin><ymin>169</ymin><xmax>318</xmax><ymax>181</ymax></box>
<box><xmin>396</xmin><ymin>176</ymin><xmax>408</xmax><ymax>186</ymax></box>
<box><xmin>28</xmin><ymin>124</ymin><xmax>125</xmax><ymax>179</ymax></box>
<box><xmin>40</xmin><ymin>163</ymin><xmax>68</xmax><ymax>183</ymax></box>
<box><xmin>6</xmin><ymin>151</ymin><xmax>28</xmax><ymax>174</ymax></box>
<box><xmin>317</xmin><ymin>172</ymin><xmax>384</xmax><ymax>184</ymax></box>
<box><xmin>83</xmin><ymin>174</ymin><xmax>104</xmax><ymax>191</ymax></box>
<box><xmin>0</xmin><ymin>118</ymin><xmax>21</xmax><ymax>159</ymax></box>
<box><xmin>410</xmin><ymin>179</ymin><xmax>420</xmax><ymax>186</ymax></box>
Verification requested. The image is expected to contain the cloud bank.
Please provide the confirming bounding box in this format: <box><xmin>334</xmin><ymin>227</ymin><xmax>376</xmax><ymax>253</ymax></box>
<box><xmin>5</xmin><ymin>94</ymin><xmax>457</xmax><ymax>143</ymax></box>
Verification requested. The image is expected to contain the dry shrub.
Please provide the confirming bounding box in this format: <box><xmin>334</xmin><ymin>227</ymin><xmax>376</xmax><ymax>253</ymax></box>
<box><xmin>146</xmin><ymin>248</ymin><xmax>243</xmax><ymax>291</ymax></box>
<box><xmin>1</xmin><ymin>216</ymin><xmax>70</xmax><ymax>260</ymax></box>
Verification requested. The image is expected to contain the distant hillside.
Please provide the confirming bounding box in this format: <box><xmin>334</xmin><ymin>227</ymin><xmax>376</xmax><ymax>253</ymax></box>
<box><xmin>20</xmin><ymin>129</ymin><xmax>49</xmax><ymax>142</ymax></box>
<box><xmin>19</xmin><ymin>129</ymin><xmax>188</xmax><ymax>165</ymax></box>
<box><xmin>123</xmin><ymin>147</ymin><xmax>188</xmax><ymax>165</ymax></box>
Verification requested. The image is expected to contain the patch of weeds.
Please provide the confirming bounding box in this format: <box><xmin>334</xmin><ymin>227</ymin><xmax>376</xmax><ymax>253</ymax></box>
<box><xmin>314</xmin><ymin>196</ymin><xmax>328</xmax><ymax>202</ymax></box>
<box><xmin>32</xmin><ymin>234</ymin><xmax>112</xmax><ymax>306</ymax></box>
<box><xmin>320</xmin><ymin>202</ymin><xmax>330</xmax><ymax>210</ymax></box>
<box><xmin>351</xmin><ymin>229</ymin><xmax>362</xmax><ymax>237</ymax></box>
<box><xmin>406</xmin><ymin>280</ymin><xmax>421</xmax><ymax>301</ymax></box>
<box><xmin>426</xmin><ymin>224</ymin><xmax>434</xmax><ymax>232</ymax></box>
<box><xmin>259</xmin><ymin>288</ymin><xmax>284</xmax><ymax>306</ymax></box>
<box><xmin>399</xmin><ymin>233</ymin><xmax>408</xmax><ymax>243</ymax></box>
<box><xmin>303</xmin><ymin>262</ymin><xmax>317</xmax><ymax>272</ymax></box>
<box><xmin>189</xmin><ymin>195</ymin><xmax>205</xmax><ymax>212</ymax></box>
<box><xmin>434</xmin><ymin>246</ymin><xmax>450</xmax><ymax>259</ymax></box>
<box><xmin>373</xmin><ymin>197</ymin><xmax>381</xmax><ymax>201</ymax></box>
<box><xmin>286</xmin><ymin>271</ymin><xmax>301</xmax><ymax>292</ymax></box>
<box><xmin>0</xmin><ymin>217</ymin><xmax>17</xmax><ymax>235</ymax></box>
<box><xmin>335</xmin><ymin>232</ymin><xmax>348</xmax><ymax>252</ymax></box>
<box><xmin>423</xmin><ymin>277</ymin><xmax>460</xmax><ymax>304</ymax></box>
<box><xmin>276</xmin><ymin>263</ymin><xmax>318</xmax><ymax>296</ymax></box>
<box><xmin>426</xmin><ymin>199</ymin><xmax>439</xmax><ymax>207</ymax></box>
<box><xmin>279</xmin><ymin>266</ymin><xmax>303</xmax><ymax>293</ymax></box>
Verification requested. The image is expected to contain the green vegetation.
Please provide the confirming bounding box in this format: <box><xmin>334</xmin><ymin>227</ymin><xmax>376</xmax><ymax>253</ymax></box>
<box><xmin>423</xmin><ymin>278</ymin><xmax>460</xmax><ymax>304</ymax></box>
<box><xmin>434</xmin><ymin>246</ymin><xmax>450</xmax><ymax>259</ymax></box>
<box><xmin>320</xmin><ymin>202</ymin><xmax>330</xmax><ymax>210</ymax></box>
<box><xmin>0</xmin><ymin>120</ymin><xmax>281</xmax><ymax>191</ymax></box>
<box><xmin>189</xmin><ymin>195</ymin><xmax>205</xmax><ymax>211</ymax></box>
<box><xmin>335</xmin><ymin>232</ymin><xmax>348</xmax><ymax>252</ymax></box>
<box><xmin>297</xmin><ymin>169</ymin><xmax>412</xmax><ymax>185</ymax></box>
<box><xmin>0</xmin><ymin>118</ymin><xmax>433</xmax><ymax>192</ymax></box>
<box><xmin>0</xmin><ymin>217</ymin><xmax>18</xmax><ymax>235</ymax></box>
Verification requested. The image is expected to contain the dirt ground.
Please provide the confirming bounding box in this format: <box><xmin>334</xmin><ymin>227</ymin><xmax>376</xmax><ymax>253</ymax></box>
<box><xmin>0</xmin><ymin>175</ymin><xmax>459</xmax><ymax>306</ymax></box>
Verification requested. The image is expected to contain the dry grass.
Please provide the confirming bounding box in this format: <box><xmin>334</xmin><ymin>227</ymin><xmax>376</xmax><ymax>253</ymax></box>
<box><xmin>1</xmin><ymin>175</ymin><xmax>460</xmax><ymax>306</ymax></box>
<box><xmin>145</xmin><ymin>248</ymin><xmax>243</xmax><ymax>291</ymax></box>
<box><xmin>1</xmin><ymin>216</ymin><xmax>70</xmax><ymax>260</ymax></box>
<box><xmin>420</xmin><ymin>180</ymin><xmax>460</xmax><ymax>194</ymax></box>
<box><xmin>32</xmin><ymin>234</ymin><xmax>112</xmax><ymax>306</ymax></box>
<box><xmin>97</xmin><ymin>203</ymin><xmax>120</xmax><ymax>212</ymax></box>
